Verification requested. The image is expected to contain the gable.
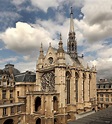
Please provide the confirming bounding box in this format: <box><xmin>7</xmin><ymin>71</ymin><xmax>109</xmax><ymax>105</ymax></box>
<box><xmin>43</xmin><ymin>46</ymin><xmax>57</xmax><ymax>66</ymax></box>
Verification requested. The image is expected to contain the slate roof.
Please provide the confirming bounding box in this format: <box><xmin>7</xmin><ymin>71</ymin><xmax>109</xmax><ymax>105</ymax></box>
<box><xmin>15</xmin><ymin>71</ymin><xmax>36</xmax><ymax>82</ymax></box>
<box><xmin>68</xmin><ymin>107</ymin><xmax>112</xmax><ymax>124</ymax></box>
<box><xmin>3</xmin><ymin>64</ymin><xmax>20</xmax><ymax>75</ymax></box>
<box><xmin>53</xmin><ymin>47</ymin><xmax>87</xmax><ymax>68</ymax></box>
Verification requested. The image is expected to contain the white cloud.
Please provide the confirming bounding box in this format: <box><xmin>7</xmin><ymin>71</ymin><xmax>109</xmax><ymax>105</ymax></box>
<box><xmin>15</xmin><ymin>61</ymin><xmax>36</xmax><ymax>72</ymax></box>
<box><xmin>0</xmin><ymin>22</ymin><xmax>57</xmax><ymax>53</ymax></box>
<box><xmin>78</xmin><ymin>0</ymin><xmax>112</xmax><ymax>42</ymax></box>
<box><xmin>90</xmin><ymin>57</ymin><xmax>112</xmax><ymax>79</ymax></box>
<box><xmin>11</xmin><ymin>0</ymin><xmax>26</xmax><ymax>5</ymax></box>
<box><xmin>0</xmin><ymin>57</ymin><xmax>17</xmax><ymax>64</ymax></box>
<box><xmin>30</xmin><ymin>0</ymin><xmax>59</xmax><ymax>12</ymax></box>
<box><xmin>30</xmin><ymin>0</ymin><xmax>84</xmax><ymax>12</ymax></box>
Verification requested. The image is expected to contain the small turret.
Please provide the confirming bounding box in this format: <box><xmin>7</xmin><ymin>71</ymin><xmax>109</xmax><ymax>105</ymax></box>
<box><xmin>57</xmin><ymin>33</ymin><xmax>64</xmax><ymax>53</ymax></box>
<box><xmin>39</xmin><ymin>43</ymin><xmax>44</xmax><ymax>59</ymax></box>
<box><xmin>37</xmin><ymin>43</ymin><xmax>44</xmax><ymax>68</ymax></box>
<box><xmin>57</xmin><ymin>34</ymin><xmax>65</xmax><ymax>65</ymax></box>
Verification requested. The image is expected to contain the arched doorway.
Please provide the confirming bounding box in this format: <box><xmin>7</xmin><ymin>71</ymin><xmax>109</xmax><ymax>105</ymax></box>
<box><xmin>35</xmin><ymin>97</ymin><xmax>41</xmax><ymax>112</ymax></box>
<box><xmin>3</xmin><ymin>119</ymin><xmax>14</xmax><ymax>124</ymax></box>
<box><xmin>53</xmin><ymin>96</ymin><xmax>58</xmax><ymax>112</ymax></box>
<box><xmin>36</xmin><ymin>118</ymin><xmax>41</xmax><ymax>124</ymax></box>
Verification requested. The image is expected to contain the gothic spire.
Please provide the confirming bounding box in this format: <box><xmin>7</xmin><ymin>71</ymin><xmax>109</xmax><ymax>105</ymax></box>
<box><xmin>67</xmin><ymin>7</ymin><xmax>77</xmax><ymax>59</ymax></box>
<box><xmin>70</xmin><ymin>7</ymin><xmax>74</xmax><ymax>33</ymax></box>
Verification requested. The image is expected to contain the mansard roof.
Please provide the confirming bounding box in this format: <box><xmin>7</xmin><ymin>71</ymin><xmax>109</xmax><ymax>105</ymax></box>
<box><xmin>15</xmin><ymin>71</ymin><xmax>36</xmax><ymax>82</ymax></box>
<box><xmin>52</xmin><ymin>47</ymin><xmax>87</xmax><ymax>68</ymax></box>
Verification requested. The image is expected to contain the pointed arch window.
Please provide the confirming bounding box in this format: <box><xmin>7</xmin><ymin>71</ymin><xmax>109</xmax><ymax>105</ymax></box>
<box><xmin>89</xmin><ymin>74</ymin><xmax>91</xmax><ymax>99</ymax></box>
<box><xmin>75</xmin><ymin>72</ymin><xmax>79</xmax><ymax>102</ymax></box>
<box><xmin>72</xmin><ymin>43</ymin><xmax>74</xmax><ymax>51</ymax></box>
<box><xmin>83</xmin><ymin>73</ymin><xmax>86</xmax><ymax>101</ymax></box>
<box><xmin>66</xmin><ymin>71</ymin><xmax>71</xmax><ymax>104</ymax></box>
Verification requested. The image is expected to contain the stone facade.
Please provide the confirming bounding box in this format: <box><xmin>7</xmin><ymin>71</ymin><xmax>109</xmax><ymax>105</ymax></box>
<box><xmin>97</xmin><ymin>79</ymin><xmax>112</xmax><ymax>110</ymax></box>
<box><xmin>0</xmin><ymin>8</ymin><xmax>97</xmax><ymax>124</ymax></box>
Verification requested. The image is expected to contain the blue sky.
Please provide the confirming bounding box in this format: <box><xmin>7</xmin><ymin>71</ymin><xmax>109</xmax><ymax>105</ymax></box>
<box><xmin>0</xmin><ymin>0</ymin><xmax>112</xmax><ymax>79</ymax></box>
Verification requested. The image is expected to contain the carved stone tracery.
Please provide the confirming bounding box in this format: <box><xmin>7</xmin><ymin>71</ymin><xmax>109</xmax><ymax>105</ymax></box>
<box><xmin>41</xmin><ymin>71</ymin><xmax>55</xmax><ymax>91</ymax></box>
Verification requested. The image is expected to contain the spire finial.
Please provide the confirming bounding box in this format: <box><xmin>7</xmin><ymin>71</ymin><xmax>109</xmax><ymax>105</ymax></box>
<box><xmin>60</xmin><ymin>33</ymin><xmax>62</xmax><ymax>41</ymax></box>
<box><xmin>71</xmin><ymin>6</ymin><xmax>73</xmax><ymax>14</ymax></box>
<box><xmin>70</xmin><ymin>7</ymin><xmax>74</xmax><ymax>33</ymax></box>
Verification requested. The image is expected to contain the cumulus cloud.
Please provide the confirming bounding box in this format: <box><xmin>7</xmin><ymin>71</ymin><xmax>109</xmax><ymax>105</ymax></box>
<box><xmin>78</xmin><ymin>0</ymin><xmax>112</xmax><ymax>42</ymax></box>
<box><xmin>0</xmin><ymin>22</ymin><xmax>57</xmax><ymax>53</ymax></box>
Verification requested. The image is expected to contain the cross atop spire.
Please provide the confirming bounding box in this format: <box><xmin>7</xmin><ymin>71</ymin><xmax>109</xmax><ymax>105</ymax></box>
<box><xmin>70</xmin><ymin>6</ymin><xmax>73</xmax><ymax>14</ymax></box>
<box><xmin>60</xmin><ymin>33</ymin><xmax>62</xmax><ymax>41</ymax></box>
<box><xmin>70</xmin><ymin>7</ymin><xmax>74</xmax><ymax>33</ymax></box>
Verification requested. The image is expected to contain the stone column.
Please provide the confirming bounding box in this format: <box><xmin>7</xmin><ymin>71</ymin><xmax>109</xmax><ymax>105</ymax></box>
<box><xmin>36</xmin><ymin>71</ymin><xmax>41</xmax><ymax>91</ymax></box>
<box><xmin>78</xmin><ymin>71</ymin><xmax>83</xmax><ymax>103</ymax></box>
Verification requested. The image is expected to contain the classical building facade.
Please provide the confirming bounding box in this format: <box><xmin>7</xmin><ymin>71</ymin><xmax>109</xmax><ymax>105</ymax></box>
<box><xmin>97</xmin><ymin>79</ymin><xmax>112</xmax><ymax>110</ymax></box>
<box><xmin>0</xmin><ymin>8</ymin><xmax>97</xmax><ymax>124</ymax></box>
<box><xmin>0</xmin><ymin>64</ymin><xmax>35</xmax><ymax>124</ymax></box>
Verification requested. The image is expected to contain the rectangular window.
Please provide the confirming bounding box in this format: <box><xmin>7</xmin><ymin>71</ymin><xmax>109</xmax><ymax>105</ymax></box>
<box><xmin>17</xmin><ymin>91</ymin><xmax>19</xmax><ymax>97</ymax></box>
<box><xmin>17</xmin><ymin>106</ymin><xmax>21</xmax><ymax>112</ymax></box>
<box><xmin>10</xmin><ymin>90</ymin><xmax>13</xmax><ymax>98</ymax></box>
<box><xmin>105</xmin><ymin>85</ymin><xmax>109</xmax><ymax>88</ymax></box>
<box><xmin>100</xmin><ymin>98</ymin><xmax>103</xmax><ymax>101</ymax></box>
<box><xmin>11</xmin><ymin>107</ymin><xmax>14</xmax><ymax>114</ymax></box>
<box><xmin>111</xmin><ymin>94</ymin><xmax>112</xmax><ymax>101</ymax></box>
<box><xmin>106</xmin><ymin>98</ymin><xmax>109</xmax><ymax>101</ymax></box>
<box><xmin>100</xmin><ymin>94</ymin><xmax>103</xmax><ymax>101</ymax></box>
<box><xmin>2</xmin><ymin>90</ymin><xmax>6</xmax><ymax>99</ymax></box>
<box><xmin>3</xmin><ymin>108</ymin><xmax>7</xmax><ymax>116</ymax></box>
<box><xmin>105</xmin><ymin>94</ymin><xmax>109</xmax><ymax>102</ymax></box>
